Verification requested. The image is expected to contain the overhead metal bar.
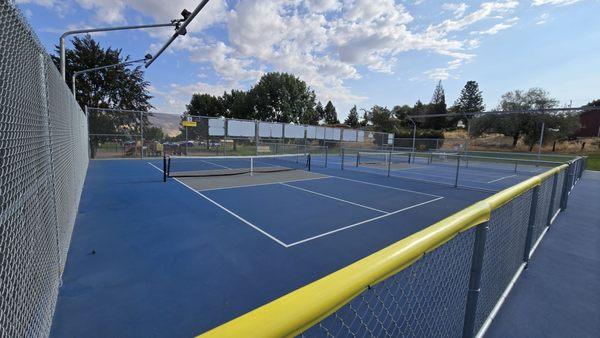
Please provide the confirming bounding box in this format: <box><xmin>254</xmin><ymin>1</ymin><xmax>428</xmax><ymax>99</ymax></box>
<box><xmin>406</xmin><ymin>106</ymin><xmax>598</xmax><ymax>119</ymax></box>
<box><xmin>60</xmin><ymin>20</ymin><xmax>183</xmax><ymax>80</ymax></box>
<box><xmin>145</xmin><ymin>0</ymin><xmax>211</xmax><ymax>68</ymax></box>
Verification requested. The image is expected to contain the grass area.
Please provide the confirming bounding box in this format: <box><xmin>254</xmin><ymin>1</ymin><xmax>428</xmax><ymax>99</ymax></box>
<box><xmin>585</xmin><ymin>154</ymin><xmax>600</xmax><ymax>171</ymax></box>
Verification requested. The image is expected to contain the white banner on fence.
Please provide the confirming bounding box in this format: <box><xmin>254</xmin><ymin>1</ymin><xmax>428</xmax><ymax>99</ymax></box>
<box><xmin>208</xmin><ymin>118</ymin><xmax>225</xmax><ymax>136</ymax></box>
<box><xmin>228</xmin><ymin>120</ymin><xmax>255</xmax><ymax>137</ymax></box>
<box><xmin>259</xmin><ymin>122</ymin><xmax>283</xmax><ymax>138</ymax></box>
<box><xmin>306</xmin><ymin>125</ymin><xmax>316</xmax><ymax>139</ymax></box>
<box><xmin>342</xmin><ymin>129</ymin><xmax>357</xmax><ymax>142</ymax></box>
<box><xmin>316</xmin><ymin>126</ymin><xmax>325</xmax><ymax>139</ymax></box>
<box><xmin>357</xmin><ymin>130</ymin><xmax>365</xmax><ymax>142</ymax></box>
<box><xmin>388</xmin><ymin>133</ymin><xmax>394</xmax><ymax>145</ymax></box>
<box><xmin>284</xmin><ymin>124</ymin><xmax>305</xmax><ymax>139</ymax></box>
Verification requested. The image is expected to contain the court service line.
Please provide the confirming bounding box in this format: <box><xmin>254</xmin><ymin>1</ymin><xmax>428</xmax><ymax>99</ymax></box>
<box><xmin>330</xmin><ymin>176</ymin><xmax>442</xmax><ymax>198</ymax></box>
<box><xmin>286</xmin><ymin>196</ymin><xmax>444</xmax><ymax>247</ymax></box>
<box><xmin>200</xmin><ymin>175</ymin><xmax>331</xmax><ymax>192</ymax></box>
<box><xmin>279</xmin><ymin>182</ymin><xmax>388</xmax><ymax>214</ymax></box>
<box><xmin>200</xmin><ymin>159</ymin><xmax>232</xmax><ymax>170</ymax></box>
<box><xmin>148</xmin><ymin>162</ymin><xmax>289</xmax><ymax>247</ymax></box>
<box><xmin>487</xmin><ymin>174</ymin><xmax>518</xmax><ymax>183</ymax></box>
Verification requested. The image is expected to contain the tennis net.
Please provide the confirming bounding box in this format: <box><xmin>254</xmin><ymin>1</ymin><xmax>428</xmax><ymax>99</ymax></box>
<box><xmin>164</xmin><ymin>153</ymin><xmax>311</xmax><ymax>180</ymax></box>
<box><xmin>356</xmin><ymin>151</ymin><xmax>411</xmax><ymax>167</ymax></box>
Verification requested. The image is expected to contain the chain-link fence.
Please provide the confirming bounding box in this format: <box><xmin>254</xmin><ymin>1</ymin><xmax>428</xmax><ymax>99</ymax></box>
<box><xmin>0</xmin><ymin>2</ymin><xmax>89</xmax><ymax>337</ymax></box>
<box><xmin>202</xmin><ymin>157</ymin><xmax>586</xmax><ymax>337</ymax></box>
<box><xmin>87</xmin><ymin>108</ymin><xmax>395</xmax><ymax>159</ymax></box>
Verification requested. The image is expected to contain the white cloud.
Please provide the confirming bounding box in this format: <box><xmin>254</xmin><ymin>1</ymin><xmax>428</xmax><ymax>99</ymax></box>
<box><xmin>427</xmin><ymin>1</ymin><xmax>518</xmax><ymax>36</ymax></box>
<box><xmin>424</xmin><ymin>58</ymin><xmax>464</xmax><ymax>80</ymax></box>
<box><xmin>474</xmin><ymin>17</ymin><xmax>519</xmax><ymax>35</ymax></box>
<box><xmin>532</xmin><ymin>0</ymin><xmax>582</xmax><ymax>6</ymax></box>
<box><xmin>304</xmin><ymin>0</ymin><xmax>341</xmax><ymax>12</ymax></box>
<box><xmin>442</xmin><ymin>3</ymin><xmax>469</xmax><ymax>18</ymax></box>
<box><xmin>536</xmin><ymin>13</ymin><xmax>550</xmax><ymax>24</ymax></box>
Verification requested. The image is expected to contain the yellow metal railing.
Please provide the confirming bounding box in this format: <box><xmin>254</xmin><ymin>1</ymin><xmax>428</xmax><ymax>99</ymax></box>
<box><xmin>200</xmin><ymin>163</ymin><xmax>572</xmax><ymax>338</ymax></box>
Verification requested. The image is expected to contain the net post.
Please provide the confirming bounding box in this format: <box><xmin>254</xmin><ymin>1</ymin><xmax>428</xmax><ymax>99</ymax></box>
<box><xmin>163</xmin><ymin>155</ymin><xmax>167</xmax><ymax>182</ymax></box>
<box><xmin>250</xmin><ymin>157</ymin><xmax>254</xmax><ymax>176</ymax></box>
<box><xmin>307</xmin><ymin>154</ymin><xmax>311</xmax><ymax>171</ymax></box>
<box><xmin>514</xmin><ymin>160</ymin><xmax>518</xmax><ymax>173</ymax></box>
<box><xmin>325</xmin><ymin>146</ymin><xmax>328</xmax><ymax>168</ymax></box>
<box><xmin>454</xmin><ymin>155</ymin><xmax>461</xmax><ymax>188</ymax></box>
<box><xmin>356</xmin><ymin>151</ymin><xmax>359</xmax><ymax>167</ymax></box>
<box><xmin>462</xmin><ymin>221</ymin><xmax>489</xmax><ymax>338</ymax></box>
<box><xmin>387</xmin><ymin>151</ymin><xmax>392</xmax><ymax>177</ymax></box>
<box><xmin>341</xmin><ymin>148</ymin><xmax>344</xmax><ymax>170</ymax></box>
<box><xmin>546</xmin><ymin>173</ymin><xmax>559</xmax><ymax>226</ymax></box>
<box><xmin>523</xmin><ymin>185</ymin><xmax>540</xmax><ymax>263</ymax></box>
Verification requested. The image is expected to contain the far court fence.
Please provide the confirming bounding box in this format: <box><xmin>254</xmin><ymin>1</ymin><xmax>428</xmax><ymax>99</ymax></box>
<box><xmin>86</xmin><ymin>108</ymin><xmax>394</xmax><ymax>159</ymax></box>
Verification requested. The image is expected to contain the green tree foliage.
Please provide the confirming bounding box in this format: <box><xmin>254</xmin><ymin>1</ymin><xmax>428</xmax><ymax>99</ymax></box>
<box><xmin>470</xmin><ymin>88</ymin><xmax>578</xmax><ymax>149</ymax></box>
<box><xmin>221</xmin><ymin>89</ymin><xmax>252</xmax><ymax>119</ymax></box>
<box><xmin>324</xmin><ymin>100</ymin><xmax>339</xmax><ymax>124</ymax></box>
<box><xmin>360</xmin><ymin>110</ymin><xmax>369</xmax><ymax>127</ymax></box>
<box><xmin>53</xmin><ymin>35</ymin><xmax>153</xmax><ymax>157</ymax></box>
<box><xmin>344</xmin><ymin>105</ymin><xmax>360</xmax><ymax>128</ymax></box>
<box><xmin>187</xmin><ymin>93</ymin><xmax>224</xmax><ymax>117</ymax></box>
<box><xmin>453</xmin><ymin>81</ymin><xmax>484</xmax><ymax>128</ymax></box>
<box><xmin>368</xmin><ymin>106</ymin><xmax>394</xmax><ymax>133</ymax></box>
<box><xmin>423</xmin><ymin>80</ymin><xmax>449</xmax><ymax>129</ymax></box>
<box><xmin>248</xmin><ymin>72</ymin><xmax>317</xmax><ymax>123</ymax></box>
<box><xmin>392</xmin><ymin>105</ymin><xmax>413</xmax><ymax>128</ymax></box>
<box><xmin>315</xmin><ymin>102</ymin><xmax>325</xmax><ymax>123</ymax></box>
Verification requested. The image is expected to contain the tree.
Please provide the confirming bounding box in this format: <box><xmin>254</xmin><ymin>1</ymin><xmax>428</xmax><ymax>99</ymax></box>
<box><xmin>344</xmin><ymin>105</ymin><xmax>360</xmax><ymax>128</ymax></box>
<box><xmin>425</xmin><ymin>80</ymin><xmax>449</xmax><ymax>129</ymax></box>
<box><xmin>324</xmin><ymin>100</ymin><xmax>339</xmax><ymax>124</ymax></box>
<box><xmin>221</xmin><ymin>89</ymin><xmax>252</xmax><ymax>119</ymax></box>
<box><xmin>469</xmin><ymin>88</ymin><xmax>571</xmax><ymax>149</ymax></box>
<box><xmin>315</xmin><ymin>102</ymin><xmax>325</xmax><ymax>123</ymax></box>
<box><xmin>359</xmin><ymin>110</ymin><xmax>369</xmax><ymax>127</ymax></box>
<box><xmin>187</xmin><ymin>93</ymin><xmax>224</xmax><ymax>117</ymax></box>
<box><xmin>454</xmin><ymin>81</ymin><xmax>485</xmax><ymax>129</ymax></box>
<box><xmin>248</xmin><ymin>72</ymin><xmax>317</xmax><ymax>123</ymax></box>
<box><xmin>392</xmin><ymin>105</ymin><xmax>413</xmax><ymax>128</ymax></box>
<box><xmin>53</xmin><ymin>35</ymin><xmax>153</xmax><ymax>157</ymax></box>
<box><xmin>368</xmin><ymin>105</ymin><xmax>394</xmax><ymax>133</ymax></box>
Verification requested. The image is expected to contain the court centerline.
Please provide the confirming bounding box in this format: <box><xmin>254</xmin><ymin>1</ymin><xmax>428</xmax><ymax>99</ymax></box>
<box><xmin>279</xmin><ymin>182</ymin><xmax>388</xmax><ymax>214</ymax></box>
<box><xmin>285</xmin><ymin>196</ymin><xmax>444</xmax><ymax>247</ymax></box>
<box><xmin>487</xmin><ymin>174</ymin><xmax>518</xmax><ymax>183</ymax></box>
<box><xmin>329</xmin><ymin>176</ymin><xmax>443</xmax><ymax>198</ymax></box>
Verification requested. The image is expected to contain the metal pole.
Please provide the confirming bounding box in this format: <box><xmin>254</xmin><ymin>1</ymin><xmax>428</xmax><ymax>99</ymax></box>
<box><xmin>454</xmin><ymin>155</ymin><xmax>461</xmax><ymax>188</ymax></box>
<box><xmin>523</xmin><ymin>186</ymin><xmax>540</xmax><ymax>262</ymax></box>
<box><xmin>72</xmin><ymin>73</ymin><xmax>77</xmax><ymax>99</ymax></box>
<box><xmin>462</xmin><ymin>221</ymin><xmax>489</xmax><ymax>338</ymax></box>
<box><xmin>145</xmin><ymin>0</ymin><xmax>212</xmax><ymax>68</ymax></box>
<box><xmin>537</xmin><ymin>121</ymin><xmax>545</xmax><ymax>161</ymax></box>
<box><xmin>60</xmin><ymin>22</ymin><xmax>178</xmax><ymax>79</ymax></box>
<box><xmin>140</xmin><ymin>111</ymin><xmax>144</xmax><ymax>158</ymax></box>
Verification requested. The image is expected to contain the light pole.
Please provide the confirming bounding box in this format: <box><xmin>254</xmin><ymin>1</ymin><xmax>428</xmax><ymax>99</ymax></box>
<box><xmin>72</xmin><ymin>55</ymin><xmax>151</xmax><ymax>100</ymax></box>
<box><xmin>60</xmin><ymin>17</ymin><xmax>186</xmax><ymax>80</ymax></box>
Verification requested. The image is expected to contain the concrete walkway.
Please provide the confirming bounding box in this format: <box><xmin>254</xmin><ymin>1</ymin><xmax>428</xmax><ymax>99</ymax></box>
<box><xmin>486</xmin><ymin>170</ymin><xmax>600</xmax><ymax>337</ymax></box>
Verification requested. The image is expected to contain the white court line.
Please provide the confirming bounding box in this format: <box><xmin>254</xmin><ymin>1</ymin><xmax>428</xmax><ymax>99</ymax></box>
<box><xmin>487</xmin><ymin>174</ymin><xmax>518</xmax><ymax>183</ymax></box>
<box><xmin>148</xmin><ymin>162</ymin><xmax>289</xmax><ymax>247</ymax></box>
<box><xmin>199</xmin><ymin>159</ymin><xmax>232</xmax><ymax>170</ymax></box>
<box><xmin>331</xmin><ymin>176</ymin><xmax>442</xmax><ymax>198</ymax></box>
<box><xmin>200</xmin><ymin>176</ymin><xmax>331</xmax><ymax>192</ymax></box>
<box><xmin>286</xmin><ymin>196</ymin><xmax>444</xmax><ymax>247</ymax></box>
<box><xmin>280</xmin><ymin>182</ymin><xmax>388</xmax><ymax>214</ymax></box>
<box><xmin>150</xmin><ymin>162</ymin><xmax>445</xmax><ymax>247</ymax></box>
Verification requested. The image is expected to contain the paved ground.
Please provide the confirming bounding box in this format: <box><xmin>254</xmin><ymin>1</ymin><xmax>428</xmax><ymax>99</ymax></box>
<box><xmin>487</xmin><ymin>170</ymin><xmax>600</xmax><ymax>338</ymax></box>
<box><xmin>50</xmin><ymin>158</ymin><xmax>492</xmax><ymax>337</ymax></box>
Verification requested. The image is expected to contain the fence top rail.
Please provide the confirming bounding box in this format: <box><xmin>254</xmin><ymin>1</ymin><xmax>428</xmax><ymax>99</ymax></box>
<box><xmin>199</xmin><ymin>161</ymin><xmax>569</xmax><ymax>337</ymax></box>
<box><xmin>426</xmin><ymin>152</ymin><xmax>568</xmax><ymax>165</ymax></box>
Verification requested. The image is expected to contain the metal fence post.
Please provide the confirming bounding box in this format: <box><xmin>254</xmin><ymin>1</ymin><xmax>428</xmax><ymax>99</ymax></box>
<box><xmin>140</xmin><ymin>111</ymin><xmax>144</xmax><ymax>158</ymax></box>
<box><xmin>546</xmin><ymin>174</ymin><xmax>558</xmax><ymax>226</ymax></box>
<box><xmin>387</xmin><ymin>151</ymin><xmax>392</xmax><ymax>177</ymax></box>
<box><xmin>560</xmin><ymin>164</ymin><xmax>573</xmax><ymax>210</ymax></box>
<box><xmin>454</xmin><ymin>155</ymin><xmax>461</xmax><ymax>188</ymax></box>
<box><xmin>341</xmin><ymin>148</ymin><xmax>345</xmax><ymax>170</ymax></box>
<box><xmin>462</xmin><ymin>221</ymin><xmax>489</xmax><ymax>338</ymax></box>
<box><xmin>523</xmin><ymin>185</ymin><xmax>540</xmax><ymax>262</ymax></box>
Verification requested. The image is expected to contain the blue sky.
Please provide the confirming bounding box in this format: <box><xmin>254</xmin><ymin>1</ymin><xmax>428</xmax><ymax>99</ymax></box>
<box><xmin>17</xmin><ymin>0</ymin><xmax>600</xmax><ymax>120</ymax></box>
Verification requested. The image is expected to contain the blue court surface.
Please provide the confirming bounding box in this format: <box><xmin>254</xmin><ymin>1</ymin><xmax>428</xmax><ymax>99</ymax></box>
<box><xmin>50</xmin><ymin>156</ymin><xmax>541</xmax><ymax>337</ymax></box>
